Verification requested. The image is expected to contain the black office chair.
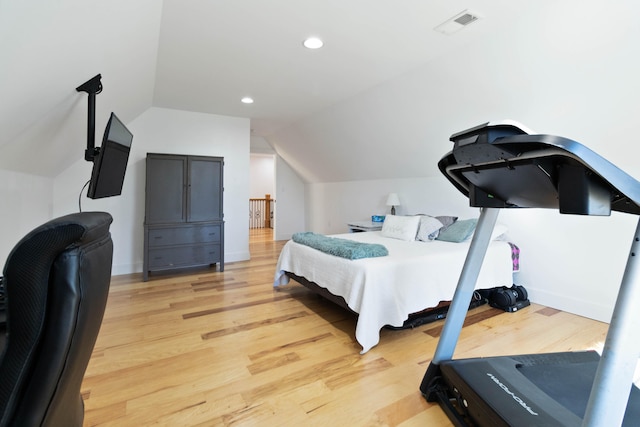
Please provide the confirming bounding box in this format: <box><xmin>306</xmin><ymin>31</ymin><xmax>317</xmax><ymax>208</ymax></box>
<box><xmin>0</xmin><ymin>212</ymin><xmax>113</xmax><ymax>427</ymax></box>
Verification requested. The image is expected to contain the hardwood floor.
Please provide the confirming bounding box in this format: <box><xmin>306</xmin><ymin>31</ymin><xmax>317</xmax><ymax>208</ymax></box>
<box><xmin>82</xmin><ymin>228</ymin><xmax>608</xmax><ymax>426</ymax></box>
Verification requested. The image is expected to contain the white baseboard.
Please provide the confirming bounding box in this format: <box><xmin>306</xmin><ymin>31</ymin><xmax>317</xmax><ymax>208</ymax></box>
<box><xmin>112</xmin><ymin>262</ymin><xmax>142</xmax><ymax>276</ymax></box>
<box><xmin>225</xmin><ymin>250</ymin><xmax>250</xmax><ymax>263</ymax></box>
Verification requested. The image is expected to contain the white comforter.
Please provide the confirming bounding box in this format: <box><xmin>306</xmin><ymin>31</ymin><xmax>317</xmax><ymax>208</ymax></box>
<box><xmin>274</xmin><ymin>231</ymin><xmax>514</xmax><ymax>353</ymax></box>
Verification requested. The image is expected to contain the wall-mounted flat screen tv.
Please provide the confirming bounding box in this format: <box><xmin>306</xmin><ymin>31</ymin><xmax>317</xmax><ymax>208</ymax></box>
<box><xmin>87</xmin><ymin>112</ymin><xmax>133</xmax><ymax>199</ymax></box>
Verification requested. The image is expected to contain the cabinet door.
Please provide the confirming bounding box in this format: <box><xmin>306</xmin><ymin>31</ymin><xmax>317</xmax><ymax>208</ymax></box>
<box><xmin>146</xmin><ymin>155</ymin><xmax>187</xmax><ymax>224</ymax></box>
<box><xmin>187</xmin><ymin>157</ymin><xmax>223</xmax><ymax>222</ymax></box>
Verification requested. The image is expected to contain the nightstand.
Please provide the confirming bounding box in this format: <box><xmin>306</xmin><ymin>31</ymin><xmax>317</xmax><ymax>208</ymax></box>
<box><xmin>347</xmin><ymin>221</ymin><xmax>383</xmax><ymax>233</ymax></box>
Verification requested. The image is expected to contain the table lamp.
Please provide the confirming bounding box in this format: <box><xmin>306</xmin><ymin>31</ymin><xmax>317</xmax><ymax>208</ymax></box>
<box><xmin>386</xmin><ymin>193</ymin><xmax>400</xmax><ymax>215</ymax></box>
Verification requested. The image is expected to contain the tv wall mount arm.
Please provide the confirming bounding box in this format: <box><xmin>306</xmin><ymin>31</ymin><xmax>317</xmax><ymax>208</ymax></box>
<box><xmin>76</xmin><ymin>74</ymin><xmax>103</xmax><ymax>162</ymax></box>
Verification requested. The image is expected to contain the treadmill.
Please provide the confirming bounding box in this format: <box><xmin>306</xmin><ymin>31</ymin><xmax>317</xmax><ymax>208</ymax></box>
<box><xmin>420</xmin><ymin>121</ymin><xmax>640</xmax><ymax>426</ymax></box>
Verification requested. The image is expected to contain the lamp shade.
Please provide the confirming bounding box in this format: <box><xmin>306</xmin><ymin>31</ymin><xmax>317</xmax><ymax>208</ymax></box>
<box><xmin>386</xmin><ymin>193</ymin><xmax>400</xmax><ymax>206</ymax></box>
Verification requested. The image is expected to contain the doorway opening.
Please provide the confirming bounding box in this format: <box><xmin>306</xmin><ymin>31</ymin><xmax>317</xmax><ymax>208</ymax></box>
<box><xmin>250</xmin><ymin>153</ymin><xmax>275</xmax><ymax>243</ymax></box>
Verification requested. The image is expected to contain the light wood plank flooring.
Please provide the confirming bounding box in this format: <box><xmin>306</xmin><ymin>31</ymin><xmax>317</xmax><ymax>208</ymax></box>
<box><xmin>81</xmin><ymin>229</ymin><xmax>608</xmax><ymax>426</ymax></box>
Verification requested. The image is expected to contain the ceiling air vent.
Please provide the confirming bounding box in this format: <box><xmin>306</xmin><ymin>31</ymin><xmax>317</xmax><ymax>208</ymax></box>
<box><xmin>454</xmin><ymin>13</ymin><xmax>478</xmax><ymax>26</ymax></box>
<box><xmin>434</xmin><ymin>10</ymin><xmax>481</xmax><ymax>35</ymax></box>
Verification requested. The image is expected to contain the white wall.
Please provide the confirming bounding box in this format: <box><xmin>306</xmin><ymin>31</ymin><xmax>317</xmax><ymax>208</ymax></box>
<box><xmin>274</xmin><ymin>156</ymin><xmax>306</xmax><ymax>241</ymax></box>
<box><xmin>500</xmin><ymin>209</ymin><xmax>637</xmax><ymax>323</ymax></box>
<box><xmin>3</xmin><ymin>1</ymin><xmax>638</xmax><ymax>324</ymax></box>
<box><xmin>288</xmin><ymin>2</ymin><xmax>640</xmax><ymax>323</ymax></box>
<box><xmin>53</xmin><ymin>107</ymin><xmax>251</xmax><ymax>275</ymax></box>
<box><xmin>305</xmin><ymin>175</ymin><xmax>638</xmax><ymax>323</ymax></box>
<box><xmin>306</xmin><ymin>176</ymin><xmax>475</xmax><ymax>235</ymax></box>
<box><xmin>305</xmin><ymin>173</ymin><xmax>640</xmax><ymax>325</ymax></box>
<box><xmin>250</xmin><ymin>154</ymin><xmax>275</xmax><ymax>199</ymax></box>
<box><xmin>0</xmin><ymin>0</ymin><xmax>162</xmax><ymax>267</ymax></box>
<box><xmin>0</xmin><ymin>169</ymin><xmax>53</xmax><ymax>265</ymax></box>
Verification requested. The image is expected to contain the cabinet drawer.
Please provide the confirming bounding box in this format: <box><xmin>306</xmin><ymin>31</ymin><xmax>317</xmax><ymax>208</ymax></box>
<box><xmin>148</xmin><ymin>224</ymin><xmax>221</xmax><ymax>247</ymax></box>
<box><xmin>148</xmin><ymin>244</ymin><xmax>222</xmax><ymax>269</ymax></box>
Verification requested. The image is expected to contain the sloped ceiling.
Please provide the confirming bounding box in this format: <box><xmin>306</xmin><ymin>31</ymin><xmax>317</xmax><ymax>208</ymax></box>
<box><xmin>154</xmin><ymin>0</ymin><xmax>511</xmax><ymax>136</ymax></box>
<box><xmin>153</xmin><ymin>0</ymin><xmax>526</xmax><ymax>182</ymax></box>
<box><xmin>0</xmin><ymin>0</ymin><xmax>162</xmax><ymax>177</ymax></box>
<box><xmin>2</xmin><ymin>0</ymin><xmax>639</xmax><ymax>183</ymax></box>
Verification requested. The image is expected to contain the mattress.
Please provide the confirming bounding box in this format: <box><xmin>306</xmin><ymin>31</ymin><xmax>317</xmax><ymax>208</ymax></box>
<box><xmin>274</xmin><ymin>231</ymin><xmax>514</xmax><ymax>353</ymax></box>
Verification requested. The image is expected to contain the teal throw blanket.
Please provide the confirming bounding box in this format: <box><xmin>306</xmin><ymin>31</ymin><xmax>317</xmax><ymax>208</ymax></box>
<box><xmin>292</xmin><ymin>232</ymin><xmax>388</xmax><ymax>260</ymax></box>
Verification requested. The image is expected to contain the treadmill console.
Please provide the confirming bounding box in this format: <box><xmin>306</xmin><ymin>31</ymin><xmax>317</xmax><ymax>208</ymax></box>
<box><xmin>438</xmin><ymin>121</ymin><xmax>640</xmax><ymax>216</ymax></box>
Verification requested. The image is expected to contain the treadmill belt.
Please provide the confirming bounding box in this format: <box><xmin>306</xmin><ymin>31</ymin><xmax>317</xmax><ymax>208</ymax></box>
<box><xmin>519</xmin><ymin>361</ymin><xmax>605</xmax><ymax>418</ymax></box>
<box><xmin>440</xmin><ymin>352</ymin><xmax>640</xmax><ymax>426</ymax></box>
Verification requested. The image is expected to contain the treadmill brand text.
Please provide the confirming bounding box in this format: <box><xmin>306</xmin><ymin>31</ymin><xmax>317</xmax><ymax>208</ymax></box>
<box><xmin>486</xmin><ymin>373</ymin><xmax>539</xmax><ymax>416</ymax></box>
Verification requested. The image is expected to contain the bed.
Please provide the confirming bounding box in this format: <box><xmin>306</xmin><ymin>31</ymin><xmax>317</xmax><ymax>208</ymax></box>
<box><xmin>273</xmin><ymin>215</ymin><xmax>517</xmax><ymax>353</ymax></box>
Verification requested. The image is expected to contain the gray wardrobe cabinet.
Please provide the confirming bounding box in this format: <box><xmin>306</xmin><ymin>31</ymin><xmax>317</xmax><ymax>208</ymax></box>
<box><xmin>143</xmin><ymin>153</ymin><xmax>224</xmax><ymax>281</ymax></box>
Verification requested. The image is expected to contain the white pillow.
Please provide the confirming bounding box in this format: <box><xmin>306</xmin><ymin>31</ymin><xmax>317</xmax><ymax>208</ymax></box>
<box><xmin>416</xmin><ymin>216</ymin><xmax>444</xmax><ymax>241</ymax></box>
<box><xmin>381</xmin><ymin>215</ymin><xmax>421</xmax><ymax>241</ymax></box>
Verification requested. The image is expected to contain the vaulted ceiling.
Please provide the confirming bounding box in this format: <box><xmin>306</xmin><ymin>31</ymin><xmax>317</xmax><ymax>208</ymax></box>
<box><xmin>2</xmin><ymin>0</ymin><xmax>638</xmax><ymax>183</ymax></box>
<box><xmin>153</xmin><ymin>0</ymin><xmax>515</xmax><ymax>137</ymax></box>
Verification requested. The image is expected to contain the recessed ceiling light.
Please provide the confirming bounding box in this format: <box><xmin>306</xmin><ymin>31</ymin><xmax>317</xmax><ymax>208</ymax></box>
<box><xmin>303</xmin><ymin>37</ymin><xmax>323</xmax><ymax>49</ymax></box>
<box><xmin>241</xmin><ymin>97</ymin><xmax>254</xmax><ymax>104</ymax></box>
